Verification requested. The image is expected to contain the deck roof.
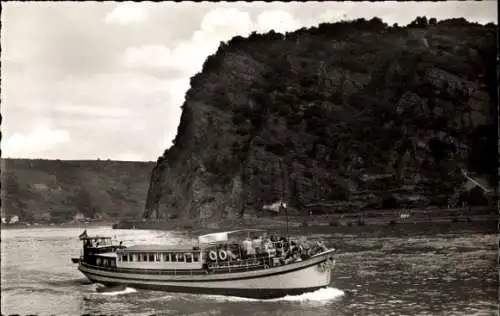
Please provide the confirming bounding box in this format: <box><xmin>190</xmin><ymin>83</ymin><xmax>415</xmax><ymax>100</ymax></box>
<box><xmin>81</xmin><ymin>236</ymin><xmax>112</xmax><ymax>240</ymax></box>
<box><xmin>120</xmin><ymin>244</ymin><xmax>199</xmax><ymax>253</ymax></box>
<box><xmin>198</xmin><ymin>229</ymin><xmax>267</xmax><ymax>244</ymax></box>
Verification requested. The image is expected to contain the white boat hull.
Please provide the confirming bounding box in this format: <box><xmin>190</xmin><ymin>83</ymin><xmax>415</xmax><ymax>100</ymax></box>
<box><xmin>79</xmin><ymin>251</ymin><xmax>335</xmax><ymax>299</ymax></box>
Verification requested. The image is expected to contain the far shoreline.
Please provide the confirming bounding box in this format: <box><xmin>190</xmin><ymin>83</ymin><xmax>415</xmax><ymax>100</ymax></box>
<box><xmin>1</xmin><ymin>206</ymin><xmax>495</xmax><ymax>231</ymax></box>
<box><xmin>1</xmin><ymin>221</ymin><xmax>115</xmax><ymax>230</ymax></box>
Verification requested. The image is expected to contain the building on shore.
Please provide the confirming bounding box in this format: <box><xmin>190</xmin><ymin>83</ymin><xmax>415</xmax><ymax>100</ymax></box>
<box><xmin>9</xmin><ymin>215</ymin><xmax>19</xmax><ymax>224</ymax></box>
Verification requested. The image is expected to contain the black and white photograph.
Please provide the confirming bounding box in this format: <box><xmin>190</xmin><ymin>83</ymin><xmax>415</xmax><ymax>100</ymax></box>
<box><xmin>0</xmin><ymin>1</ymin><xmax>498</xmax><ymax>315</ymax></box>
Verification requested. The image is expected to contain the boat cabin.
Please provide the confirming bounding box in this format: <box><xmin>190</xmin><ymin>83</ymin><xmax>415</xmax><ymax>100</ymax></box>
<box><xmin>82</xmin><ymin>236</ymin><xmax>113</xmax><ymax>248</ymax></box>
<box><xmin>77</xmin><ymin>229</ymin><xmax>329</xmax><ymax>274</ymax></box>
<box><xmin>80</xmin><ymin>236</ymin><xmax>123</xmax><ymax>267</ymax></box>
<box><xmin>116</xmin><ymin>245</ymin><xmax>203</xmax><ymax>270</ymax></box>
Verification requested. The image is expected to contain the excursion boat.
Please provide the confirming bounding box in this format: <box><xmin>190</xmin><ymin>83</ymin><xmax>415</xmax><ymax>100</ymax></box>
<box><xmin>72</xmin><ymin>229</ymin><xmax>336</xmax><ymax>299</ymax></box>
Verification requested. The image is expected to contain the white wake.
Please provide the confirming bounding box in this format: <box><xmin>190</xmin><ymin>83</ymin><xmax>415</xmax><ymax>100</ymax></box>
<box><xmin>270</xmin><ymin>287</ymin><xmax>345</xmax><ymax>302</ymax></box>
<box><xmin>202</xmin><ymin>287</ymin><xmax>345</xmax><ymax>303</ymax></box>
<box><xmin>93</xmin><ymin>286</ymin><xmax>137</xmax><ymax>296</ymax></box>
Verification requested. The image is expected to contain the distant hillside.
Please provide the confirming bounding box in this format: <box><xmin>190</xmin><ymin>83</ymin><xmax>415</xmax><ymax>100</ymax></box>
<box><xmin>145</xmin><ymin>17</ymin><xmax>497</xmax><ymax>225</ymax></box>
<box><xmin>1</xmin><ymin>159</ymin><xmax>155</xmax><ymax>223</ymax></box>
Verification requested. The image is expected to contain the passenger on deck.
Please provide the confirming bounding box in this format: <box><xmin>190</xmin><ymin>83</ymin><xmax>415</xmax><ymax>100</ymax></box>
<box><xmin>226</xmin><ymin>246</ymin><xmax>238</xmax><ymax>260</ymax></box>
<box><xmin>263</xmin><ymin>238</ymin><xmax>275</xmax><ymax>256</ymax></box>
<box><xmin>282</xmin><ymin>238</ymin><xmax>290</xmax><ymax>253</ymax></box>
<box><xmin>270</xmin><ymin>234</ymin><xmax>277</xmax><ymax>243</ymax></box>
<box><xmin>242</xmin><ymin>237</ymin><xmax>253</xmax><ymax>257</ymax></box>
<box><xmin>284</xmin><ymin>251</ymin><xmax>294</xmax><ymax>264</ymax></box>
<box><xmin>317</xmin><ymin>241</ymin><xmax>327</xmax><ymax>252</ymax></box>
<box><xmin>252</xmin><ymin>236</ymin><xmax>262</xmax><ymax>254</ymax></box>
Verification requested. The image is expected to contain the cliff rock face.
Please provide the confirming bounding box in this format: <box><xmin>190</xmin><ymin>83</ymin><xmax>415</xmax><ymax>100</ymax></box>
<box><xmin>145</xmin><ymin>18</ymin><xmax>497</xmax><ymax>224</ymax></box>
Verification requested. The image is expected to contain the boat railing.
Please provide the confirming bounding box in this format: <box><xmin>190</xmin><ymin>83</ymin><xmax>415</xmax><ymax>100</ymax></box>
<box><xmin>82</xmin><ymin>260</ymin><xmax>266</xmax><ymax>276</ymax></box>
<box><xmin>81</xmin><ymin>249</ymin><xmax>321</xmax><ymax>276</ymax></box>
<box><xmin>82</xmin><ymin>262</ymin><xmax>207</xmax><ymax>275</ymax></box>
<box><xmin>205</xmin><ymin>239</ymin><xmax>304</xmax><ymax>267</ymax></box>
<box><xmin>208</xmin><ymin>255</ymin><xmax>273</xmax><ymax>272</ymax></box>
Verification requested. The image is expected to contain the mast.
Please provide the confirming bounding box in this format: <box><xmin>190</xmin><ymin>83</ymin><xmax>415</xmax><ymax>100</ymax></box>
<box><xmin>279</xmin><ymin>158</ymin><xmax>289</xmax><ymax>239</ymax></box>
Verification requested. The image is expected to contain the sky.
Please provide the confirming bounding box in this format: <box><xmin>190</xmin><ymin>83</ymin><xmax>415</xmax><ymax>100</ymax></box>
<box><xmin>1</xmin><ymin>1</ymin><xmax>497</xmax><ymax>161</ymax></box>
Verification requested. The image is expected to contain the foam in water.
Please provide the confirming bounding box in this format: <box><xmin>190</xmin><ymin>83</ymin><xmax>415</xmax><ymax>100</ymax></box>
<box><xmin>271</xmin><ymin>287</ymin><xmax>345</xmax><ymax>302</ymax></box>
<box><xmin>202</xmin><ymin>287</ymin><xmax>345</xmax><ymax>303</ymax></box>
<box><xmin>94</xmin><ymin>286</ymin><xmax>137</xmax><ymax>296</ymax></box>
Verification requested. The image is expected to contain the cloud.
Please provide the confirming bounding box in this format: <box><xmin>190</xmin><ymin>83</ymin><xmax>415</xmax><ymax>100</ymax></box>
<box><xmin>105</xmin><ymin>3</ymin><xmax>148</xmax><ymax>25</ymax></box>
<box><xmin>119</xmin><ymin>45</ymin><xmax>172</xmax><ymax>69</ymax></box>
<box><xmin>199</xmin><ymin>7</ymin><xmax>253</xmax><ymax>38</ymax></box>
<box><xmin>2</xmin><ymin>125</ymin><xmax>71</xmax><ymax>158</ymax></box>
<box><xmin>117</xmin><ymin>7</ymin><xmax>254</xmax><ymax>75</ymax></box>
<box><xmin>54</xmin><ymin>104</ymin><xmax>131</xmax><ymax>118</ymax></box>
<box><xmin>53</xmin><ymin>72</ymin><xmax>171</xmax><ymax>107</ymax></box>
<box><xmin>255</xmin><ymin>10</ymin><xmax>302</xmax><ymax>34</ymax></box>
<box><xmin>318</xmin><ymin>10</ymin><xmax>349</xmax><ymax>23</ymax></box>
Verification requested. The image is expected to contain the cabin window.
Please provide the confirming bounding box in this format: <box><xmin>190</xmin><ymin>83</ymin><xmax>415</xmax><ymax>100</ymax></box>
<box><xmin>137</xmin><ymin>254</ymin><xmax>142</xmax><ymax>262</ymax></box>
<box><xmin>155</xmin><ymin>253</ymin><xmax>160</xmax><ymax>262</ymax></box>
<box><xmin>177</xmin><ymin>253</ymin><xmax>184</xmax><ymax>262</ymax></box>
<box><xmin>143</xmin><ymin>254</ymin><xmax>148</xmax><ymax>262</ymax></box>
<box><xmin>185</xmin><ymin>253</ymin><xmax>192</xmax><ymax>263</ymax></box>
<box><xmin>103</xmin><ymin>259</ymin><xmax>108</xmax><ymax>266</ymax></box>
<box><xmin>171</xmin><ymin>253</ymin><xmax>178</xmax><ymax>262</ymax></box>
<box><xmin>193</xmin><ymin>252</ymin><xmax>200</xmax><ymax>262</ymax></box>
<box><xmin>111</xmin><ymin>261</ymin><xmax>116</xmax><ymax>267</ymax></box>
<box><xmin>149</xmin><ymin>254</ymin><xmax>155</xmax><ymax>262</ymax></box>
<box><xmin>129</xmin><ymin>254</ymin><xmax>134</xmax><ymax>262</ymax></box>
<box><xmin>163</xmin><ymin>253</ymin><xmax>170</xmax><ymax>262</ymax></box>
<box><xmin>122</xmin><ymin>255</ymin><xmax>128</xmax><ymax>262</ymax></box>
<box><xmin>96</xmin><ymin>258</ymin><xmax>101</xmax><ymax>265</ymax></box>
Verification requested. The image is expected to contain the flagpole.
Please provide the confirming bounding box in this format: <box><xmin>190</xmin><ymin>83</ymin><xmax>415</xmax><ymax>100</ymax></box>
<box><xmin>284</xmin><ymin>203</ymin><xmax>289</xmax><ymax>240</ymax></box>
<box><xmin>279</xmin><ymin>158</ymin><xmax>289</xmax><ymax>239</ymax></box>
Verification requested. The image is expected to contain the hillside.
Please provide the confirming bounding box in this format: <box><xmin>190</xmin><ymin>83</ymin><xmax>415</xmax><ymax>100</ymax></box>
<box><xmin>144</xmin><ymin>17</ymin><xmax>497</xmax><ymax>226</ymax></box>
<box><xmin>1</xmin><ymin>159</ymin><xmax>154</xmax><ymax>223</ymax></box>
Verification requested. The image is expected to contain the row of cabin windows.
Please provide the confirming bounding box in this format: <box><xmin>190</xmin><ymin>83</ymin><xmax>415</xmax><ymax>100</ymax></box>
<box><xmin>119</xmin><ymin>252</ymin><xmax>200</xmax><ymax>263</ymax></box>
<box><xmin>95</xmin><ymin>257</ymin><xmax>116</xmax><ymax>267</ymax></box>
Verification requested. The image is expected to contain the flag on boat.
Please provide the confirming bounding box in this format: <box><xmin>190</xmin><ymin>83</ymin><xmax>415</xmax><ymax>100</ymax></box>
<box><xmin>78</xmin><ymin>229</ymin><xmax>88</xmax><ymax>240</ymax></box>
<box><xmin>262</xmin><ymin>200</ymin><xmax>287</xmax><ymax>213</ymax></box>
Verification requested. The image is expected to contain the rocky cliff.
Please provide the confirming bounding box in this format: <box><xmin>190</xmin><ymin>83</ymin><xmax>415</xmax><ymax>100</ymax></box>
<box><xmin>145</xmin><ymin>17</ymin><xmax>497</xmax><ymax>225</ymax></box>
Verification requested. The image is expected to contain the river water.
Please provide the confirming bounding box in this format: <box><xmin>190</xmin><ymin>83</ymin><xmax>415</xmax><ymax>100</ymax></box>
<box><xmin>1</xmin><ymin>221</ymin><xmax>497</xmax><ymax>316</ymax></box>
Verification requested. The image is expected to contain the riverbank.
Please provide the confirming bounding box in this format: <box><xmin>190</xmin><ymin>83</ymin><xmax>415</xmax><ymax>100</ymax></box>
<box><xmin>111</xmin><ymin>206</ymin><xmax>497</xmax><ymax>231</ymax></box>
<box><xmin>0</xmin><ymin>221</ymin><xmax>116</xmax><ymax>230</ymax></box>
<box><xmin>3</xmin><ymin>207</ymin><xmax>495</xmax><ymax>231</ymax></box>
